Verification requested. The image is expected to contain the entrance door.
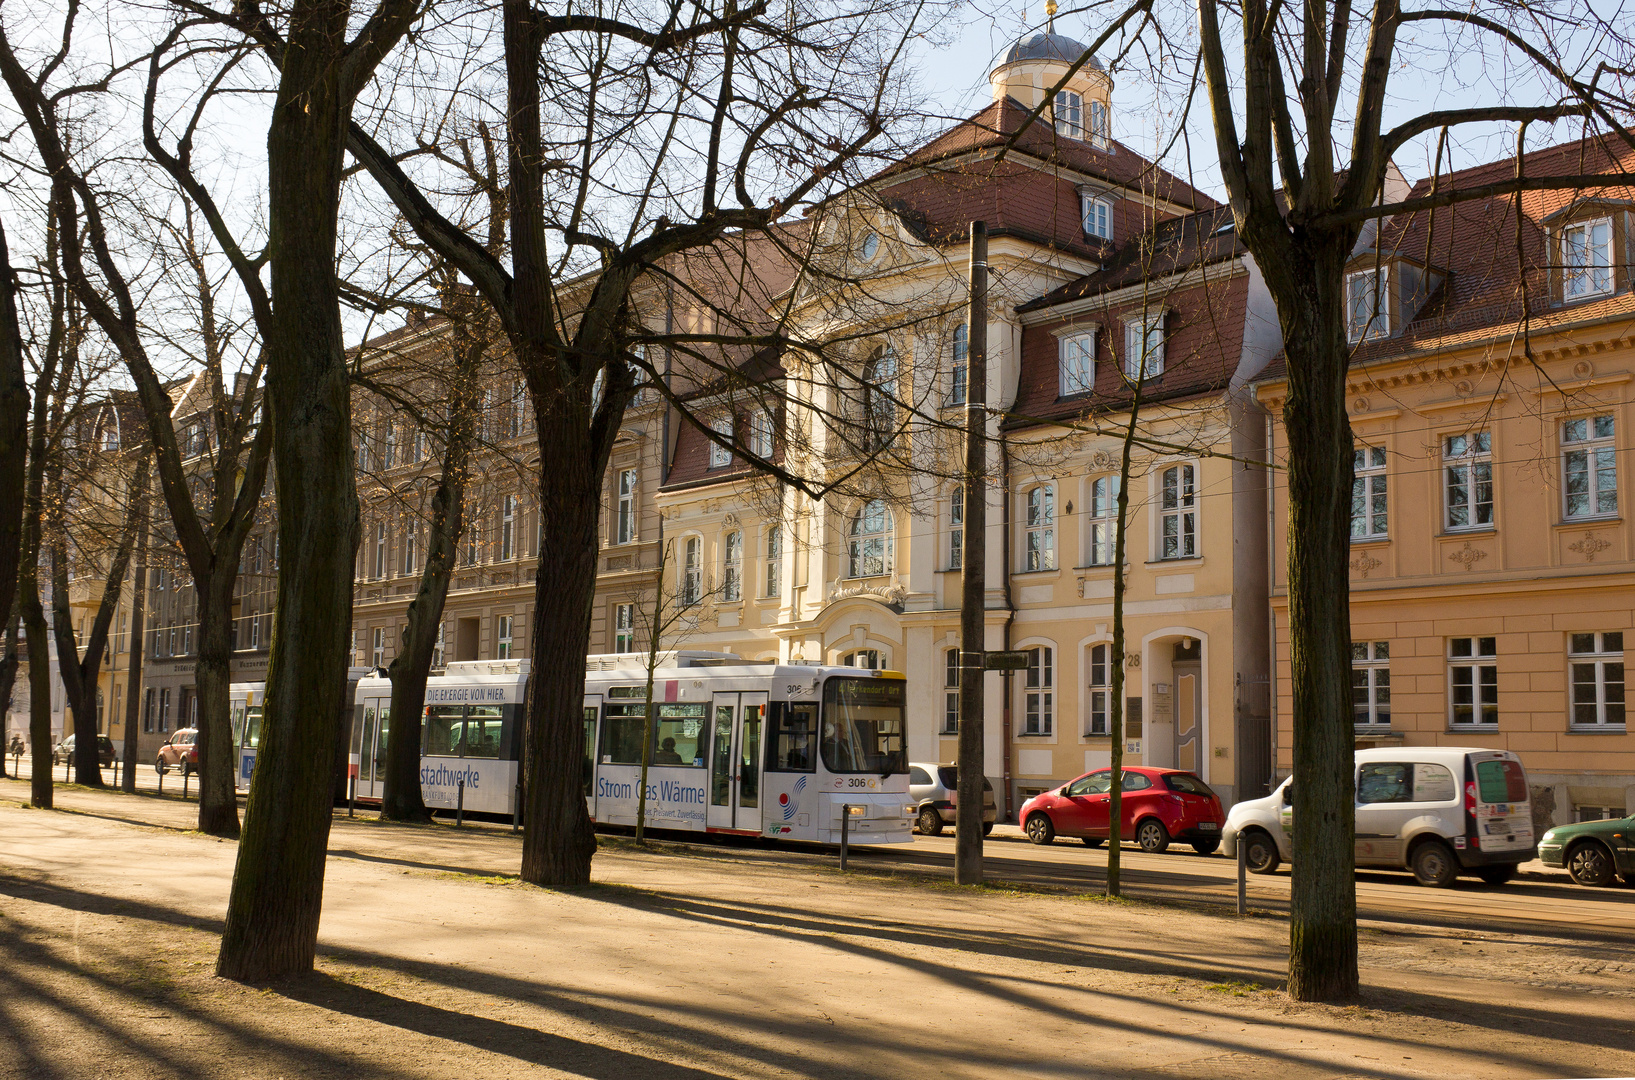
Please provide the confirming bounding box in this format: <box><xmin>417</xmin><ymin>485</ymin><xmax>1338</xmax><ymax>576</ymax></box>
<box><xmin>355</xmin><ymin>697</ymin><xmax>390</xmax><ymax>800</ymax></box>
<box><xmin>582</xmin><ymin>696</ymin><xmax>600</xmax><ymax>820</ymax></box>
<box><xmin>1173</xmin><ymin>663</ymin><xmax>1201</xmax><ymax>773</ymax></box>
<box><xmin>707</xmin><ymin>692</ymin><xmax>767</xmax><ymax>831</ymax></box>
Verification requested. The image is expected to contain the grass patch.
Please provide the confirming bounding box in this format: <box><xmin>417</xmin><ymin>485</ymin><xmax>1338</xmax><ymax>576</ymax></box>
<box><xmin>435</xmin><ymin>871</ymin><xmax>523</xmax><ymax>886</ymax></box>
<box><xmin>1207</xmin><ymin>980</ymin><xmax>1268</xmax><ymax>996</ymax></box>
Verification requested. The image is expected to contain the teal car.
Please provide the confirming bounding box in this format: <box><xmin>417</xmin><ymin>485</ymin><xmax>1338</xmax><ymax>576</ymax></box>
<box><xmin>1538</xmin><ymin>815</ymin><xmax>1635</xmax><ymax>886</ymax></box>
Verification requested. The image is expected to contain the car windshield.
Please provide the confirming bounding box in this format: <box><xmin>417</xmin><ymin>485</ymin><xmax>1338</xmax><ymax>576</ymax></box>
<box><xmin>821</xmin><ymin>677</ymin><xmax>906</xmax><ymax>775</ymax></box>
<box><xmin>1164</xmin><ymin>773</ymin><xmax>1215</xmax><ymax>797</ymax></box>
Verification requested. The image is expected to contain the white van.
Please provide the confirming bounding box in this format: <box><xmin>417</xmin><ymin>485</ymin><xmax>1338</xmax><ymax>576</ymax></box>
<box><xmin>1221</xmin><ymin>747</ymin><xmax>1535</xmax><ymax>887</ymax></box>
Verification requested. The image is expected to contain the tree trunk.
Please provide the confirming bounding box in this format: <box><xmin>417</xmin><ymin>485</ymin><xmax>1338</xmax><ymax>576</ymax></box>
<box><xmin>122</xmin><ymin>524</ymin><xmax>148</xmax><ymax>793</ymax></box>
<box><xmin>215</xmin><ymin>5</ymin><xmax>361</xmax><ymax>981</ymax></box>
<box><xmin>0</xmin><ymin>617</ymin><xmax>18</xmax><ymax>777</ymax></box>
<box><xmin>0</xmin><ymin>220</ymin><xmax>27</xmax><ymax>651</ymax></box>
<box><xmin>50</xmin><ymin>541</ymin><xmax>105</xmax><ymax>788</ymax></box>
<box><xmin>1277</xmin><ymin>247</ymin><xmax>1359</xmax><ymax>1003</ymax></box>
<box><xmin>1105</xmin><ymin>363</ymin><xmax>1147</xmax><ymax>897</ymax></box>
<box><xmin>518</xmin><ymin>422</ymin><xmax>600</xmax><ymax>886</ymax></box>
<box><xmin>194</xmin><ymin>566</ymin><xmax>240</xmax><ymax>835</ymax></box>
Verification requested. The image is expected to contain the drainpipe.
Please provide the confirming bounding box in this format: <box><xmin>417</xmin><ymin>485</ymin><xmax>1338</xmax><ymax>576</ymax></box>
<box><xmin>999</xmin><ymin>434</ymin><xmax>1015</xmax><ymax>821</ymax></box>
<box><xmin>1265</xmin><ymin>408</ymin><xmax>1278</xmax><ymax>788</ymax></box>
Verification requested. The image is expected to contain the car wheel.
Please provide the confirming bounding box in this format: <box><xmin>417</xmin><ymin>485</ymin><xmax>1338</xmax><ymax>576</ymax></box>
<box><xmin>155</xmin><ymin>758</ymin><xmax>168</xmax><ymax>775</ymax></box>
<box><xmin>1474</xmin><ymin>864</ymin><xmax>1515</xmax><ymax>886</ymax></box>
<box><xmin>1411</xmin><ymin>840</ymin><xmax>1458</xmax><ymax>888</ymax></box>
<box><xmin>1243</xmin><ymin>831</ymin><xmax>1280</xmax><ymax>874</ymax></box>
<box><xmin>917</xmin><ymin>806</ymin><xmax>944</xmax><ymax>837</ymax></box>
<box><xmin>1024</xmin><ymin>813</ymin><xmax>1055</xmax><ymax>845</ymax></box>
<box><xmin>1081</xmin><ymin>836</ymin><xmax>1105</xmax><ymax>848</ymax></box>
<box><xmin>1136</xmin><ymin>818</ymin><xmax>1170</xmax><ymax>854</ymax></box>
<box><xmin>1191</xmin><ymin>839</ymin><xmax>1221</xmax><ymax>856</ymax></box>
<box><xmin>981</xmin><ymin>822</ymin><xmax>994</xmax><ymax>837</ymax></box>
<box><xmin>181</xmin><ymin>761</ymin><xmax>194</xmax><ymax>778</ymax></box>
<box><xmin>1567</xmin><ymin>841</ymin><xmax>1617</xmax><ymax>887</ymax></box>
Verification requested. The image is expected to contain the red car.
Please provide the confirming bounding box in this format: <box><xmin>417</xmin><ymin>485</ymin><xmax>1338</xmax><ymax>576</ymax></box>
<box><xmin>155</xmin><ymin>728</ymin><xmax>199</xmax><ymax>775</ymax></box>
<box><xmin>1019</xmin><ymin>767</ymin><xmax>1226</xmax><ymax>854</ymax></box>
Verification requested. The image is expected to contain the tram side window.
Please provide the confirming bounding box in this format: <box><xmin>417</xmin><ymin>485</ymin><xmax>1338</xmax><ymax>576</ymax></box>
<box><xmin>653</xmin><ymin>704</ymin><xmax>707</xmax><ymax>767</ymax></box>
<box><xmin>232</xmin><ymin>707</ymin><xmax>246</xmax><ymax>747</ymax></box>
<box><xmin>768</xmin><ymin>702</ymin><xmax>817</xmax><ymax>772</ymax></box>
<box><xmin>424</xmin><ymin>706</ymin><xmax>466</xmax><ymax>756</ymax></box>
<box><xmin>243</xmin><ymin>706</ymin><xmax>263</xmax><ymax>750</ymax></box>
<box><xmin>601</xmin><ymin>703</ymin><xmax>647</xmax><ymax>764</ymax></box>
<box><xmin>464</xmin><ymin>706</ymin><xmax>504</xmax><ymax>758</ymax></box>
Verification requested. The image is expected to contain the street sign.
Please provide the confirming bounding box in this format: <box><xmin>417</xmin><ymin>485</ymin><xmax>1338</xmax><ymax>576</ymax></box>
<box><xmin>983</xmin><ymin>650</ymin><xmax>1029</xmax><ymax>671</ymax></box>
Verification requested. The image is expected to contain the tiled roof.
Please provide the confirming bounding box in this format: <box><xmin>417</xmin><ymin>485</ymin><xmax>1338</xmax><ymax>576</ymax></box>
<box><xmin>1017</xmin><ymin>205</ymin><xmax>1244</xmax><ymax>312</ymax></box>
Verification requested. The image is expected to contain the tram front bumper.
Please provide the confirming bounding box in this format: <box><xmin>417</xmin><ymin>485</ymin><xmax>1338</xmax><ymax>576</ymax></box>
<box><xmin>819</xmin><ymin>792</ymin><xmax>915</xmax><ymax>843</ymax></box>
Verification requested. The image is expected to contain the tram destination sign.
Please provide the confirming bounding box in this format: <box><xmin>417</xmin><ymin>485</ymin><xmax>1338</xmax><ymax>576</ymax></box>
<box><xmin>983</xmin><ymin>650</ymin><xmax>1030</xmax><ymax>671</ymax></box>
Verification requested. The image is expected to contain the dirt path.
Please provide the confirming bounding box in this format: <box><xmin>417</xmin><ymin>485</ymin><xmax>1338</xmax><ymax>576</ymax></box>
<box><xmin>2</xmin><ymin>779</ymin><xmax>1631</xmax><ymax>1080</ymax></box>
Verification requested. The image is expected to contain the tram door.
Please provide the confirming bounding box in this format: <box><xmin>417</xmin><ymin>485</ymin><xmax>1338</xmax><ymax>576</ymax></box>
<box><xmin>707</xmin><ymin>692</ymin><xmax>767</xmax><ymax>831</ymax></box>
<box><xmin>354</xmin><ymin>696</ymin><xmax>391</xmax><ymax>800</ymax></box>
<box><xmin>582</xmin><ymin>695</ymin><xmax>601</xmax><ymax>820</ymax></box>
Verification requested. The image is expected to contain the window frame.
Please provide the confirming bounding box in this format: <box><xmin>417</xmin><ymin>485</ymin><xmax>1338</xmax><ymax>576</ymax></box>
<box><xmin>1059</xmin><ymin>331</ymin><xmax>1096</xmax><ymax>397</ymax></box>
<box><xmin>1053</xmin><ymin>90</ymin><xmax>1083</xmax><ymax>139</ymax></box>
<box><xmin>1158</xmin><ymin>463</ymin><xmax>1198</xmax><ymax>560</ymax></box>
<box><xmin>1569</xmin><ymin>631</ymin><xmax>1625</xmax><ymax>729</ymax></box>
<box><xmin>1088</xmin><ymin>99</ymin><xmax>1109</xmax><ymax>145</ymax></box>
<box><xmin>1087</xmin><ymin>474</ymin><xmax>1119</xmax><ymax>566</ymax></box>
<box><xmin>500</xmin><ymin>495</ymin><xmax>516</xmax><ymax>561</ymax></box>
<box><xmin>748</xmin><ymin>410</ymin><xmax>774</xmax><ymax>459</ymax></box>
<box><xmin>1352</xmin><ymin>446</ymin><xmax>1389</xmax><ymax>540</ymax></box>
<box><xmin>1081</xmin><ymin>194</ymin><xmax>1112</xmax><ymax>241</ymax></box>
<box><xmin>847</xmin><ymin>499</ymin><xmax>894</xmax><ymax>578</ymax></box>
<box><xmin>861</xmin><ymin>345</ymin><xmax>897</xmax><ymax>451</ymax></box>
<box><xmin>1086</xmin><ymin>643</ymin><xmax>1111</xmax><ymax>736</ymax></box>
<box><xmin>722</xmin><ymin>529</ymin><xmax>743</xmax><ymax>602</ymax></box>
<box><xmin>1023</xmin><ymin>645</ymin><xmax>1054</xmax><ymax>735</ymax></box>
<box><xmin>681</xmin><ymin>536</ymin><xmax>703</xmax><ymax>606</ymax></box>
<box><xmin>1022</xmin><ymin>483</ymin><xmax>1057</xmax><ymax>572</ymax></box>
<box><xmin>948</xmin><ymin>324</ymin><xmax>968</xmax><ymax>406</ymax></box>
<box><xmin>765</xmin><ymin>525</ymin><xmax>782</xmax><ymax>597</ymax></box>
<box><xmin>942</xmin><ymin>648</ymin><xmax>960</xmax><ymax>734</ymax></box>
<box><xmin>1562</xmin><ymin>215</ymin><xmax>1614</xmax><ymax>301</ymax></box>
<box><xmin>1123</xmin><ymin>312</ymin><xmax>1165</xmax><ymax>379</ymax></box>
<box><xmin>614</xmin><ymin>604</ymin><xmax>635</xmax><ymax>653</ymax></box>
<box><xmin>616</xmin><ymin>468</ymin><xmax>638</xmax><ymax>544</ymax></box>
<box><xmin>708</xmin><ymin>418</ymin><xmax>733</xmax><ymax>469</ymax></box>
<box><xmin>1562</xmin><ymin>414</ymin><xmax>1618</xmax><ymax>521</ymax></box>
<box><xmin>1352</xmin><ymin>640</ymin><xmax>1391</xmax><ymax>731</ymax></box>
<box><xmin>948</xmin><ymin>487</ymin><xmax>964</xmax><ymax>571</ymax></box>
<box><xmin>373</xmin><ymin>523</ymin><xmax>386</xmax><ymax>579</ymax></box>
<box><xmin>1345</xmin><ymin>266</ymin><xmax>1389</xmax><ymax>342</ymax></box>
<box><xmin>1443</xmin><ymin>431</ymin><xmax>1494</xmax><ymax>532</ymax></box>
<box><xmin>1447</xmin><ymin>636</ymin><xmax>1498</xmax><ymax>728</ymax></box>
<box><xmin>372</xmin><ymin>627</ymin><xmax>385</xmax><ymax>669</ymax></box>
<box><xmin>497</xmin><ymin>614</ymin><xmax>514</xmax><ymax>660</ymax></box>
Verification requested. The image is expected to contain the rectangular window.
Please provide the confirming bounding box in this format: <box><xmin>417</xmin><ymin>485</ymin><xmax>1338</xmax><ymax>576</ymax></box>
<box><xmin>1563</xmin><ymin>415</ymin><xmax>1618</xmax><ymax>520</ymax></box>
<box><xmin>722</xmin><ymin>531</ymin><xmax>743</xmax><ymax>602</ymax></box>
<box><xmin>709</xmin><ymin>418</ymin><xmax>732</xmax><ymax>469</ymax></box>
<box><xmin>497</xmin><ymin>615</ymin><xmax>513</xmax><ymax>659</ymax></box>
<box><xmin>510</xmin><ymin>379</ymin><xmax>526</xmax><ymax>438</ymax></box>
<box><xmin>373</xmin><ymin>523</ymin><xmax>386</xmax><ymax>579</ymax></box>
<box><xmin>403</xmin><ymin>525</ymin><xmax>418</xmax><ymax>575</ymax></box>
<box><xmin>949</xmin><ymin>324</ymin><xmax>968</xmax><ymax>406</ymax></box>
<box><xmin>159</xmin><ymin>688</ymin><xmax>171</xmax><ymax>732</ymax></box>
<box><xmin>682</xmin><ymin>537</ymin><xmax>702</xmax><ymax>606</ymax></box>
<box><xmin>1088</xmin><ymin>475</ymin><xmax>1119</xmax><ymax>565</ymax></box>
<box><xmin>1087</xmin><ymin>643</ymin><xmax>1111</xmax><ymax>736</ymax></box>
<box><xmin>949</xmin><ymin>487</ymin><xmax>964</xmax><ymax>571</ymax></box>
<box><xmin>432</xmin><ymin>622</ymin><xmax>445</xmax><ymax>670</ymax></box>
<box><xmin>765</xmin><ymin>525</ymin><xmax>782</xmax><ymax>597</ymax></box>
<box><xmin>1160</xmin><ymin>464</ymin><xmax>1197</xmax><ymax>559</ymax></box>
<box><xmin>614</xmin><ymin>604</ymin><xmax>635</xmax><ymax>654</ymax></box>
<box><xmin>1563</xmin><ymin>217</ymin><xmax>1613</xmax><ymax>300</ymax></box>
<box><xmin>248</xmin><ymin>611</ymin><xmax>261</xmax><ymax>650</ymax></box>
<box><xmin>143</xmin><ymin>687</ymin><xmax>154</xmax><ymax>732</ymax></box>
<box><xmin>943</xmin><ymin>649</ymin><xmax>960</xmax><ymax>734</ymax></box>
<box><xmin>1352</xmin><ymin>641</ymin><xmax>1391</xmax><ymax>729</ymax></box>
<box><xmin>1024</xmin><ymin>646</ymin><xmax>1054</xmax><ymax>735</ymax></box>
<box><xmin>1444</xmin><ymin>432</ymin><xmax>1494</xmax><ymax>530</ymax></box>
<box><xmin>1089</xmin><ymin>100</ymin><xmax>1109</xmax><ymax>144</ymax></box>
<box><xmin>1024</xmin><ymin>485</ymin><xmax>1056</xmax><ymax>571</ymax></box>
<box><xmin>372</xmin><ymin>627</ymin><xmax>385</xmax><ymax>669</ymax></box>
<box><xmin>1059</xmin><ymin>332</ymin><xmax>1095</xmax><ymax>396</ymax></box>
<box><xmin>1082</xmin><ymin>195</ymin><xmax>1112</xmax><ymax>241</ymax></box>
<box><xmin>1570</xmin><ymin>631</ymin><xmax>1625</xmax><ymax>728</ymax></box>
<box><xmin>1346</xmin><ymin>267</ymin><xmax>1388</xmax><ymax>341</ymax></box>
<box><xmin>1053</xmin><ymin>90</ymin><xmax>1082</xmax><ymax>139</ymax></box>
<box><xmin>748</xmin><ymin>411</ymin><xmax>773</xmax><ymax>459</ymax></box>
<box><xmin>1448</xmin><ymin>636</ymin><xmax>1498</xmax><ymax>726</ymax></box>
<box><xmin>463</xmin><ymin>519</ymin><xmax>479</xmax><ymax>566</ymax></box>
<box><xmin>1352</xmin><ymin>446</ymin><xmax>1388</xmax><ymax>539</ymax></box>
<box><xmin>768</xmin><ymin>701</ymin><xmax>816</xmax><ymax>773</ymax></box>
<box><xmin>501</xmin><ymin>496</ymin><xmax>516</xmax><ymax>561</ymax></box>
<box><xmin>616</xmin><ymin>468</ymin><xmax>638</xmax><ymax>544</ymax></box>
<box><xmin>1124</xmin><ymin>314</ymin><xmax>1164</xmax><ymax>378</ymax></box>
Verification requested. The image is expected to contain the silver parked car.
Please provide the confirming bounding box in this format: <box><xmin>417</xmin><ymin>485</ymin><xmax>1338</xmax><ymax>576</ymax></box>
<box><xmin>909</xmin><ymin>762</ymin><xmax>996</xmax><ymax>836</ymax></box>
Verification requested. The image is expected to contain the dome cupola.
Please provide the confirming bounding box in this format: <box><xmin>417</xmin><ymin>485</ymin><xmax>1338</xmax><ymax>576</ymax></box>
<box><xmin>990</xmin><ymin>1</ymin><xmax>1113</xmax><ymax>145</ymax></box>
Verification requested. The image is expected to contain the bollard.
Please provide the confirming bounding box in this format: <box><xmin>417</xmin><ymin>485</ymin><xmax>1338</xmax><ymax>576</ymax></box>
<box><xmin>1236</xmin><ymin>837</ymin><xmax>1247</xmax><ymax>915</ymax></box>
<box><xmin>840</xmin><ymin>803</ymin><xmax>851</xmax><ymax>871</ymax></box>
<box><xmin>64</xmin><ymin>756</ymin><xmax>71</xmax><ymax>782</ymax></box>
<box><xmin>349</xmin><ymin>774</ymin><xmax>357</xmax><ymax>818</ymax></box>
<box><xmin>183</xmin><ymin>768</ymin><xmax>191</xmax><ymax>801</ymax></box>
<box><xmin>157</xmin><ymin>767</ymin><xmax>165</xmax><ymax>796</ymax></box>
<box><xmin>512</xmin><ymin>783</ymin><xmax>520</xmax><ymax>832</ymax></box>
<box><xmin>456</xmin><ymin>778</ymin><xmax>465</xmax><ymax>827</ymax></box>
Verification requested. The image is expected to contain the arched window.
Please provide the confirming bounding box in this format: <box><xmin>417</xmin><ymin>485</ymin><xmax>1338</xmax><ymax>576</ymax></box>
<box><xmin>948</xmin><ymin>324</ymin><xmax>968</xmax><ymax>405</ymax></box>
<box><xmin>1088</xmin><ymin>475</ymin><xmax>1119</xmax><ymax>565</ymax></box>
<box><xmin>862</xmin><ymin>346</ymin><xmax>896</xmax><ymax>450</ymax></box>
<box><xmin>682</xmin><ymin>536</ymin><xmax>702</xmax><ymax>605</ymax></box>
<box><xmin>1023</xmin><ymin>484</ymin><xmax>1056</xmax><ymax>571</ymax></box>
<box><xmin>843</xmin><ymin>649</ymin><xmax>882</xmax><ymax>669</ymax></box>
<box><xmin>1159</xmin><ymin>464</ymin><xmax>1197</xmax><ymax>559</ymax></box>
<box><xmin>722</xmin><ymin>530</ymin><xmax>743</xmax><ymax>602</ymax></box>
<box><xmin>847</xmin><ymin>499</ymin><xmax>894</xmax><ymax>577</ymax></box>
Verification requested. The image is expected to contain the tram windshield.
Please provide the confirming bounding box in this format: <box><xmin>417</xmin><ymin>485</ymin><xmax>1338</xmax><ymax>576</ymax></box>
<box><xmin>820</xmin><ymin>677</ymin><xmax>906</xmax><ymax>775</ymax></box>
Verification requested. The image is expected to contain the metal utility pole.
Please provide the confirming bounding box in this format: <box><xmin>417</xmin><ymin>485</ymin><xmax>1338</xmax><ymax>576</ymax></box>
<box><xmin>955</xmin><ymin>222</ymin><xmax>988</xmax><ymax>885</ymax></box>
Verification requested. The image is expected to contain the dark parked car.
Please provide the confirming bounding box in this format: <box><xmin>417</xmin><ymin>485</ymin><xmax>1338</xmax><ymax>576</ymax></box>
<box><xmin>1538</xmin><ymin>813</ymin><xmax>1635</xmax><ymax>886</ymax></box>
<box><xmin>155</xmin><ymin>728</ymin><xmax>200</xmax><ymax>775</ymax></box>
<box><xmin>53</xmin><ymin>734</ymin><xmax>116</xmax><ymax>768</ymax></box>
<box><xmin>1019</xmin><ymin>766</ymin><xmax>1226</xmax><ymax>854</ymax></box>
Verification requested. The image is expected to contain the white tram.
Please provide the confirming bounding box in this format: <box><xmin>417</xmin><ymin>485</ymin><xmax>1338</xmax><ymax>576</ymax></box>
<box><xmin>231</xmin><ymin>653</ymin><xmax>914</xmax><ymax>844</ymax></box>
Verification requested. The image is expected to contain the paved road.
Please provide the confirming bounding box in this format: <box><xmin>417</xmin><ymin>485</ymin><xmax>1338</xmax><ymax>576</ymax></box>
<box><xmin>10</xmin><ymin>758</ymin><xmax>1632</xmax><ymax>943</ymax></box>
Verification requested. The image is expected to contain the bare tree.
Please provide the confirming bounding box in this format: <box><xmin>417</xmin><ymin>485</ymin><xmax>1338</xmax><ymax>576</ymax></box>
<box><xmin>0</xmin><ymin>220</ymin><xmax>27</xmax><ymax>679</ymax></box>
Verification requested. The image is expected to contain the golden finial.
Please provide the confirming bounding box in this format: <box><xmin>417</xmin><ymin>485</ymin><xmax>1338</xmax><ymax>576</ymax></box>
<box><xmin>1044</xmin><ymin>0</ymin><xmax>1057</xmax><ymax>29</ymax></box>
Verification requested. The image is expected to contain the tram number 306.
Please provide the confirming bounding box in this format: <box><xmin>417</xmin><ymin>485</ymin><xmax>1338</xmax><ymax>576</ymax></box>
<box><xmin>842</xmin><ymin>777</ymin><xmax>876</xmax><ymax>788</ymax></box>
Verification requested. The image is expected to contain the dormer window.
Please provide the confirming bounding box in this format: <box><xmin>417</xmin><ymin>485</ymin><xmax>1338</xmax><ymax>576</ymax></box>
<box><xmin>1346</xmin><ymin>267</ymin><xmax>1389</xmax><ymax>342</ymax></box>
<box><xmin>709</xmin><ymin>418</ymin><xmax>733</xmax><ymax>469</ymax></box>
<box><xmin>1081</xmin><ymin>193</ymin><xmax>1112</xmax><ymax>241</ymax></box>
<box><xmin>1124</xmin><ymin>313</ymin><xmax>1164</xmax><ymax>379</ymax></box>
<box><xmin>1563</xmin><ymin>217</ymin><xmax>1613</xmax><ymax>300</ymax></box>
<box><xmin>1054</xmin><ymin>91</ymin><xmax>1083</xmax><ymax>140</ymax></box>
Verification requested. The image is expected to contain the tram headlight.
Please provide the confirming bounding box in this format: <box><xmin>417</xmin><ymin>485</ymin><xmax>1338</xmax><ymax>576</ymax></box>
<box><xmin>903</xmin><ymin>804</ymin><xmax>916</xmax><ymax>817</ymax></box>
